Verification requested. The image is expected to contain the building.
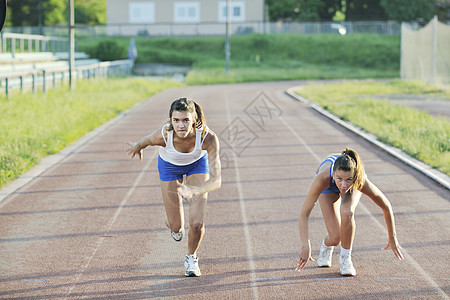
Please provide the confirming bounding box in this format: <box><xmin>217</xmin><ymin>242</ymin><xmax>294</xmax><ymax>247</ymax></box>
<box><xmin>106</xmin><ymin>0</ymin><xmax>265</xmax><ymax>36</ymax></box>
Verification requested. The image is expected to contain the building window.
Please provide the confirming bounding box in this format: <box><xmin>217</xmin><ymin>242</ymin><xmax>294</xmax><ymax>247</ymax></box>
<box><xmin>174</xmin><ymin>2</ymin><xmax>200</xmax><ymax>23</ymax></box>
<box><xmin>218</xmin><ymin>1</ymin><xmax>245</xmax><ymax>22</ymax></box>
<box><xmin>129</xmin><ymin>2</ymin><xmax>155</xmax><ymax>24</ymax></box>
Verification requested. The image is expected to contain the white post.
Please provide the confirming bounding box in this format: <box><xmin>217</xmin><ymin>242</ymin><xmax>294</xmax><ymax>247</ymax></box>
<box><xmin>68</xmin><ymin>0</ymin><xmax>75</xmax><ymax>90</ymax></box>
<box><xmin>431</xmin><ymin>15</ymin><xmax>437</xmax><ymax>84</ymax></box>
<box><xmin>225</xmin><ymin>0</ymin><xmax>231</xmax><ymax>74</ymax></box>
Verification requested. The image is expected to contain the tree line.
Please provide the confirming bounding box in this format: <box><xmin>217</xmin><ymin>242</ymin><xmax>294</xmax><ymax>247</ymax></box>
<box><xmin>6</xmin><ymin>0</ymin><xmax>105</xmax><ymax>27</ymax></box>
<box><xmin>267</xmin><ymin>0</ymin><xmax>449</xmax><ymax>23</ymax></box>
<box><xmin>5</xmin><ymin>0</ymin><xmax>449</xmax><ymax>28</ymax></box>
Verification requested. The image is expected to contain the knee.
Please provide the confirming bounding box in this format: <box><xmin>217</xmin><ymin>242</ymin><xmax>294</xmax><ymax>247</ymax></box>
<box><xmin>189</xmin><ymin>221</ymin><xmax>204</xmax><ymax>233</ymax></box>
<box><xmin>340</xmin><ymin>208</ymin><xmax>355</xmax><ymax>224</ymax></box>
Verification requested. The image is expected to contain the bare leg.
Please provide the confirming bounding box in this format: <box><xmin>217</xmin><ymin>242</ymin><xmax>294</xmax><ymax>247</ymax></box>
<box><xmin>340</xmin><ymin>190</ymin><xmax>362</xmax><ymax>250</ymax></box>
<box><xmin>318</xmin><ymin>192</ymin><xmax>341</xmax><ymax>246</ymax></box>
<box><xmin>186</xmin><ymin>173</ymin><xmax>209</xmax><ymax>256</ymax></box>
<box><xmin>160</xmin><ymin>179</ymin><xmax>184</xmax><ymax>234</ymax></box>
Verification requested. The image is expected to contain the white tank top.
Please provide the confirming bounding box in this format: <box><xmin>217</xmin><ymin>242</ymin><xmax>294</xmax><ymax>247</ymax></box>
<box><xmin>159</xmin><ymin>124</ymin><xmax>209</xmax><ymax>166</ymax></box>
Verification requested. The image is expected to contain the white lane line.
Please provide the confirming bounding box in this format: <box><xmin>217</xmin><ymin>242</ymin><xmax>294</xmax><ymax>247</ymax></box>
<box><xmin>358</xmin><ymin>203</ymin><xmax>450</xmax><ymax>300</ymax></box>
<box><xmin>224</xmin><ymin>95</ymin><xmax>259</xmax><ymax>300</ymax></box>
<box><xmin>281</xmin><ymin>116</ymin><xmax>449</xmax><ymax>300</ymax></box>
<box><xmin>279</xmin><ymin>118</ymin><xmax>322</xmax><ymax>162</ymax></box>
<box><xmin>64</xmin><ymin>151</ymin><xmax>157</xmax><ymax>299</ymax></box>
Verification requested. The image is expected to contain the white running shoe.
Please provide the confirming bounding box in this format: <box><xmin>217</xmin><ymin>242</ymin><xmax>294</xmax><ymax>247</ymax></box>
<box><xmin>184</xmin><ymin>254</ymin><xmax>201</xmax><ymax>277</ymax></box>
<box><xmin>339</xmin><ymin>253</ymin><xmax>356</xmax><ymax>276</ymax></box>
<box><xmin>171</xmin><ymin>227</ymin><xmax>185</xmax><ymax>242</ymax></box>
<box><xmin>317</xmin><ymin>242</ymin><xmax>334</xmax><ymax>267</ymax></box>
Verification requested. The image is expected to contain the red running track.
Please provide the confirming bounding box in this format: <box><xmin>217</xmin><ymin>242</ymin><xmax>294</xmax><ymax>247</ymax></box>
<box><xmin>0</xmin><ymin>82</ymin><xmax>449</xmax><ymax>299</ymax></box>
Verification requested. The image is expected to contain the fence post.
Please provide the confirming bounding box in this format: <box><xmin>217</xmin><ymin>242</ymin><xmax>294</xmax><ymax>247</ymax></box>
<box><xmin>43</xmin><ymin>70</ymin><xmax>46</xmax><ymax>94</ymax></box>
<box><xmin>1</xmin><ymin>32</ymin><xmax>5</xmax><ymax>52</ymax></box>
<box><xmin>431</xmin><ymin>15</ymin><xmax>437</xmax><ymax>84</ymax></box>
<box><xmin>5</xmin><ymin>77</ymin><xmax>8</xmax><ymax>99</ymax></box>
<box><xmin>32</xmin><ymin>73</ymin><xmax>36</xmax><ymax>94</ymax></box>
<box><xmin>11</xmin><ymin>38</ymin><xmax>15</xmax><ymax>58</ymax></box>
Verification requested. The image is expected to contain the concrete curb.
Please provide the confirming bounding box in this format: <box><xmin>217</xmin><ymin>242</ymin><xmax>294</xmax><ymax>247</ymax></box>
<box><xmin>285</xmin><ymin>87</ymin><xmax>450</xmax><ymax>190</ymax></box>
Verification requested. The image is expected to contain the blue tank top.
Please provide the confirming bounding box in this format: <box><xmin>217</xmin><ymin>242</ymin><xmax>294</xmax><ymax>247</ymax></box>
<box><xmin>318</xmin><ymin>154</ymin><xmax>340</xmax><ymax>194</ymax></box>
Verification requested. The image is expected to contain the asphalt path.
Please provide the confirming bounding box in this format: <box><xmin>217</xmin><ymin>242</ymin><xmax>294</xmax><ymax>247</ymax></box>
<box><xmin>0</xmin><ymin>81</ymin><xmax>449</xmax><ymax>299</ymax></box>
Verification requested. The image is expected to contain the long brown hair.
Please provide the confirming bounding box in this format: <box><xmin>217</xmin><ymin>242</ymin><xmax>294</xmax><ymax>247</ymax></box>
<box><xmin>333</xmin><ymin>148</ymin><xmax>365</xmax><ymax>191</ymax></box>
<box><xmin>167</xmin><ymin>97</ymin><xmax>207</xmax><ymax>138</ymax></box>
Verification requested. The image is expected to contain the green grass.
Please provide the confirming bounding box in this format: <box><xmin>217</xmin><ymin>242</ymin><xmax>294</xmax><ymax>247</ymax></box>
<box><xmin>294</xmin><ymin>80</ymin><xmax>450</xmax><ymax>175</ymax></box>
<box><xmin>78</xmin><ymin>33</ymin><xmax>400</xmax><ymax>83</ymax></box>
<box><xmin>185</xmin><ymin>65</ymin><xmax>398</xmax><ymax>85</ymax></box>
<box><xmin>0</xmin><ymin>78</ymin><xmax>184</xmax><ymax>188</ymax></box>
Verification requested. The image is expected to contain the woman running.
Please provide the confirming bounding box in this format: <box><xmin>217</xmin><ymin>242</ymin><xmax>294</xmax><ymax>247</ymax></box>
<box><xmin>296</xmin><ymin>148</ymin><xmax>403</xmax><ymax>276</ymax></box>
<box><xmin>126</xmin><ymin>97</ymin><xmax>221</xmax><ymax>277</ymax></box>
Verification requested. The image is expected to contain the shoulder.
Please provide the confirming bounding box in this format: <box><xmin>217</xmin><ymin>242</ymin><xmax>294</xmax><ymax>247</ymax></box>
<box><xmin>360</xmin><ymin>175</ymin><xmax>376</xmax><ymax>193</ymax></box>
<box><xmin>202</xmin><ymin>129</ymin><xmax>219</xmax><ymax>148</ymax></box>
<box><xmin>150</xmin><ymin>126</ymin><xmax>167</xmax><ymax>146</ymax></box>
<box><xmin>315</xmin><ymin>167</ymin><xmax>331</xmax><ymax>183</ymax></box>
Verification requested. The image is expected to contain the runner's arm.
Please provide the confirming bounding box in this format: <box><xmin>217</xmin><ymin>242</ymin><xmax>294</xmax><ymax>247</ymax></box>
<box><xmin>297</xmin><ymin>171</ymin><xmax>329</xmax><ymax>270</ymax></box>
<box><xmin>361</xmin><ymin>177</ymin><xmax>404</xmax><ymax>260</ymax></box>
<box><xmin>125</xmin><ymin>127</ymin><xmax>165</xmax><ymax>161</ymax></box>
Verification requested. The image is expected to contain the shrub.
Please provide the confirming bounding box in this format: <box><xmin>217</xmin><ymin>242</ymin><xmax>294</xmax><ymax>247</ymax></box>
<box><xmin>95</xmin><ymin>40</ymin><xmax>126</xmax><ymax>61</ymax></box>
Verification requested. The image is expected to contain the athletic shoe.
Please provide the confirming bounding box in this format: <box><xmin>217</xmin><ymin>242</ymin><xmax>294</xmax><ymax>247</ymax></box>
<box><xmin>171</xmin><ymin>227</ymin><xmax>185</xmax><ymax>242</ymax></box>
<box><xmin>339</xmin><ymin>253</ymin><xmax>356</xmax><ymax>276</ymax></box>
<box><xmin>317</xmin><ymin>243</ymin><xmax>334</xmax><ymax>267</ymax></box>
<box><xmin>184</xmin><ymin>254</ymin><xmax>201</xmax><ymax>277</ymax></box>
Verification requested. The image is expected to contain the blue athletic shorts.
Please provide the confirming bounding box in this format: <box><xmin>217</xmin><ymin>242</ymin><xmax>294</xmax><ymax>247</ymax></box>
<box><xmin>157</xmin><ymin>154</ymin><xmax>210</xmax><ymax>182</ymax></box>
<box><xmin>319</xmin><ymin>154</ymin><xmax>340</xmax><ymax>194</ymax></box>
<box><xmin>321</xmin><ymin>180</ymin><xmax>340</xmax><ymax>194</ymax></box>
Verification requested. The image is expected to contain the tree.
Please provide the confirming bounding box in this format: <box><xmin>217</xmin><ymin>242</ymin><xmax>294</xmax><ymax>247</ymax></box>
<box><xmin>317</xmin><ymin>0</ymin><xmax>343</xmax><ymax>21</ymax></box>
<box><xmin>380</xmin><ymin>0</ymin><xmax>435</xmax><ymax>22</ymax></box>
<box><xmin>75</xmin><ymin>0</ymin><xmax>106</xmax><ymax>25</ymax></box>
<box><xmin>345</xmin><ymin>0</ymin><xmax>388</xmax><ymax>21</ymax></box>
<box><xmin>435</xmin><ymin>0</ymin><xmax>450</xmax><ymax>21</ymax></box>
<box><xmin>7</xmin><ymin>0</ymin><xmax>66</xmax><ymax>26</ymax></box>
<box><xmin>6</xmin><ymin>0</ymin><xmax>106</xmax><ymax>27</ymax></box>
<box><xmin>266</xmin><ymin>0</ymin><xmax>324</xmax><ymax>21</ymax></box>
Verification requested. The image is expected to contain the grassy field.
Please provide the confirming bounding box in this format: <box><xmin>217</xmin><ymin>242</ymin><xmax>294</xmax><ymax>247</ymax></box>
<box><xmin>0</xmin><ymin>78</ymin><xmax>184</xmax><ymax>188</ymax></box>
<box><xmin>78</xmin><ymin>33</ymin><xmax>400</xmax><ymax>82</ymax></box>
<box><xmin>294</xmin><ymin>80</ymin><xmax>450</xmax><ymax>176</ymax></box>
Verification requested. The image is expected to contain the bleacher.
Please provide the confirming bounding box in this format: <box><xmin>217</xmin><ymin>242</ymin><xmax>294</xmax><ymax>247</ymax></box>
<box><xmin>0</xmin><ymin>32</ymin><xmax>134</xmax><ymax>98</ymax></box>
<box><xmin>0</xmin><ymin>51</ymin><xmax>99</xmax><ymax>72</ymax></box>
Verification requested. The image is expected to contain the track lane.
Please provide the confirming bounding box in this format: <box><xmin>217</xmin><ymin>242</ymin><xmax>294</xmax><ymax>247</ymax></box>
<box><xmin>0</xmin><ymin>82</ymin><xmax>448</xmax><ymax>299</ymax></box>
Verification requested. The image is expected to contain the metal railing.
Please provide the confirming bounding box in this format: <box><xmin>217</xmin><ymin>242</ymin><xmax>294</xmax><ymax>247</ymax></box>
<box><xmin>3</xmin><ymin>20</ymin><xmax>405</xmax><ymax>38</ymax></box>
<box><xmin>0</xmin><ymin>32</ymin><xmax>71</xmax><ymax>55</ymax></box>
<box><xmin>0</xmin><ymin>59</ymin><xmax>134</xmax><ymax>99</ymax></box>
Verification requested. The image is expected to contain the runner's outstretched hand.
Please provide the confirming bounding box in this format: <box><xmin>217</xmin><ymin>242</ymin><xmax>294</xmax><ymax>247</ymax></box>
<box><xmin>125</xmin><ymin>142</ymin><xmax>143</xmax><ymax>161</ymax></box>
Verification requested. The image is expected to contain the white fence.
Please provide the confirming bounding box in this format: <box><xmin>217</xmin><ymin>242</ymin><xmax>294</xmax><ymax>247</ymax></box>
<box><xmin>401</xmin><ymin>16</ymin><xmax>450</xmax><ymax>86</ymax></box>
<box><xmin>4</xmin><ymin>20</ymin><xmax>403</xmax><ymax>38</ymax></box>
<box><xmin>0</xmin><ymin>32</ymin><xmax>71</xmax><ymax>54</ymax></box>
<box><xmin>0</xmin><ymin>59</ymin><xmax>134</xmax><ymax>99</ymax></box>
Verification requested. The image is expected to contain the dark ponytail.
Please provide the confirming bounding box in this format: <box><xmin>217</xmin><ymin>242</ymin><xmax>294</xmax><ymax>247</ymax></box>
<box><xmin>193</xmin><ymin>101</ymin><xmax>207</xmax><ymax>138</ymax></box>
<box><xmin>333</xmin><ymin>148</ymin><xmax>365</xmax><ymax>191</ymax></box>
